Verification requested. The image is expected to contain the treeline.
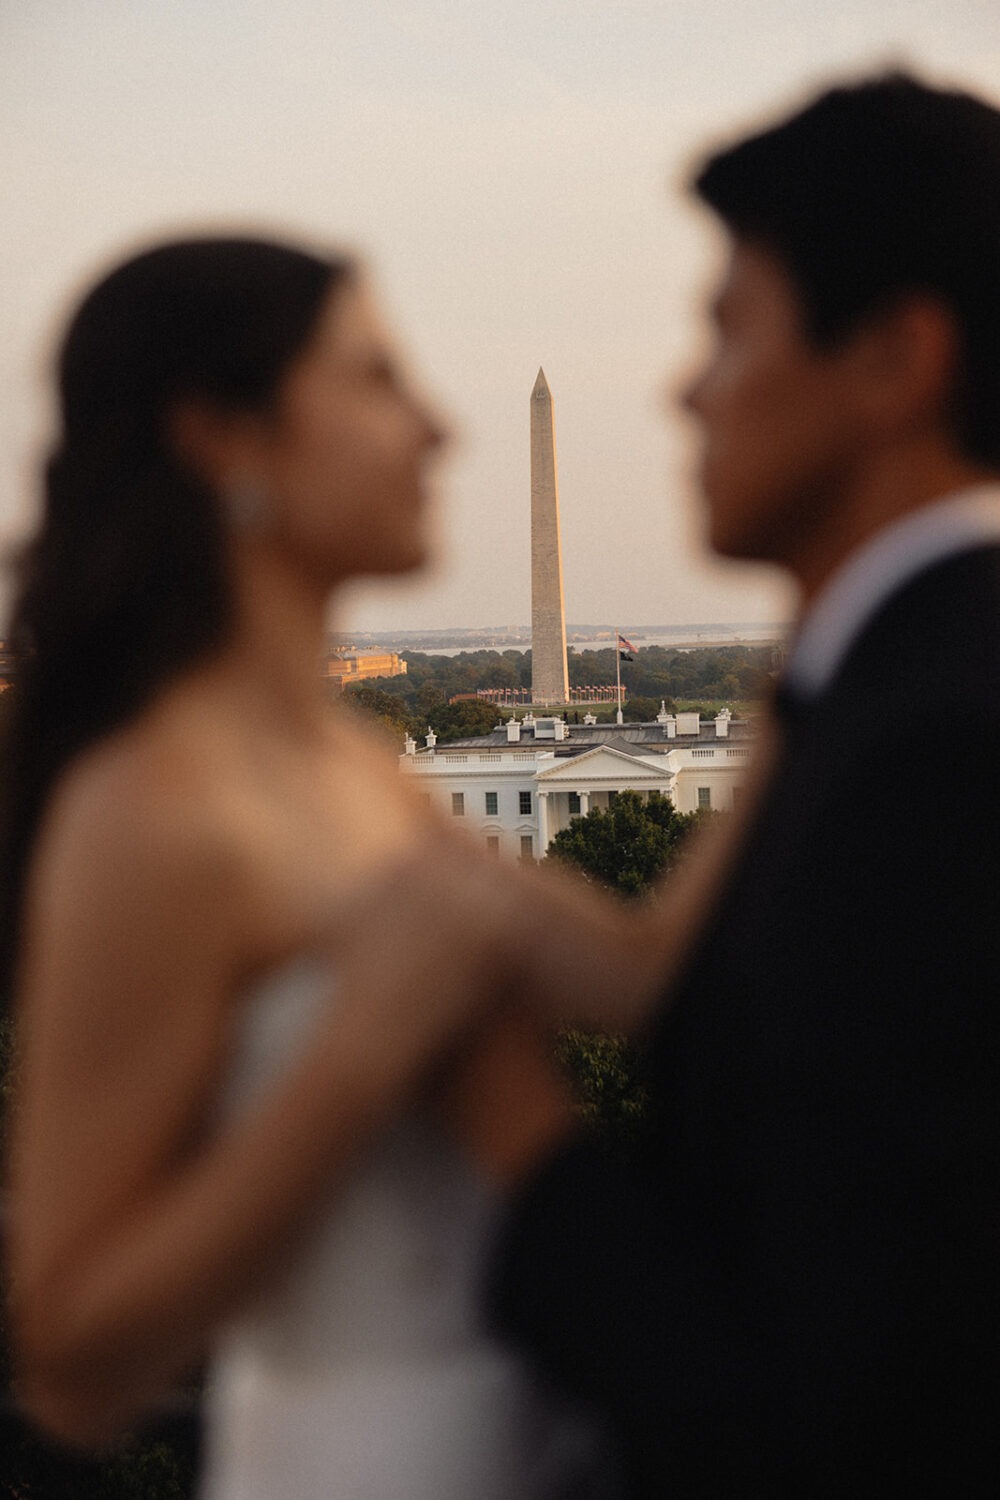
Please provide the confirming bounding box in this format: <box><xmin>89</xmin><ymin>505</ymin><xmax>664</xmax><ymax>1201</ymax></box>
<box><xmin>568</xmin><ymin>642</ymin><xmax>775</xmax><ymax>704</ymax></box>
<box><xmin>341</xmin><ymin>643</ymin><xmax>775</xmax><ymax>743</ymax></box>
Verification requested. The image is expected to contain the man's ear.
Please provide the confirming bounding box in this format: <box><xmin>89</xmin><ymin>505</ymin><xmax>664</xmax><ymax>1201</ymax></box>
<box><xmin>853</xmin><ymin>294</ymin><xmax>960</xmax><ymax>438</ymax></box>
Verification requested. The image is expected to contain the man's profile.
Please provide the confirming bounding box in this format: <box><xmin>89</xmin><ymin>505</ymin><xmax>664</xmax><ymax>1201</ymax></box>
<box><xmin>492</xmin><ymin>72</ymin><xmax>1000</xmax><ymax>1496</ymax></box>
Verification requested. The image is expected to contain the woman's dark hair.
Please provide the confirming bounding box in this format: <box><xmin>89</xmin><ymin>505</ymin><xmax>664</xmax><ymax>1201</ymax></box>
<box><xmin>693</xmin><ymin>71</ymin><xmax>1000</xmax><ymax>468</ymax></box>
<box><xmin>0</xmin><ymin>235</ymin><xmax>352</xmax><ymax>992</ymax></box>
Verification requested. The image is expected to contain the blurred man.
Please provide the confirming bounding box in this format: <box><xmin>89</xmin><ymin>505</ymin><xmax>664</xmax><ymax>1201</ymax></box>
<box><xmin>493</xmin><ymin>73</ymin><xmax>1000</xmax><ymax>1496</ymax></box>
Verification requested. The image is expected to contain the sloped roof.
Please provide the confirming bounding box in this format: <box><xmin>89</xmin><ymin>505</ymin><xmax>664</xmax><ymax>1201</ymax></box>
<box><xmin>536</xmin><ymin>744</ymin><xmax>674</xmax><ymax>781</ymax></box>
<box><xmin>418</xmin><ymin>716</ymin><xmax>756</xmax><ymax>755</ymax></box>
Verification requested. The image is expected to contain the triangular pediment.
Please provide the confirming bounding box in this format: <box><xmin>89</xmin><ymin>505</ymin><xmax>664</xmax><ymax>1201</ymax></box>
<box><xmin>536</xmin><ymin>745</ymin><xmax>669</xmax><ymax>783</ymax></box>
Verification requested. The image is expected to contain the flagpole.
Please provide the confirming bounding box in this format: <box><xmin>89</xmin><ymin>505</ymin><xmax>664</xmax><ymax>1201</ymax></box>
<box><xmin>615</xmin><ymin>629</ymin><xmax>624</xmax><ymax>725</ymax></box>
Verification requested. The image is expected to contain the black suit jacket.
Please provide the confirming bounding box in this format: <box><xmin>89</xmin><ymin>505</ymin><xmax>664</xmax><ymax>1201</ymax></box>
<box><xmin>492</xmin><ymin>546</ymin><xmax>1000</xmax><ymax>1496</ymax></box>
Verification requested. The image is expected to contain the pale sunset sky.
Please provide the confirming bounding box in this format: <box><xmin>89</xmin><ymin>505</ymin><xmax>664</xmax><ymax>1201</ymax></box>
<box><xmin>2</xmin><ymin>1</ymin><xmax>997</xmax><ymax>635</ymax></box>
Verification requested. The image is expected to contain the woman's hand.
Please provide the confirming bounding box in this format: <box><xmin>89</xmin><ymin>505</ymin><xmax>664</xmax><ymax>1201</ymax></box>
<box><xmin>323</xmin><ymin>835</ymin><xmax>576</xmax><ymax>1188</ymax></box>
<box><xmin>425</xmin><ymin>1007</ymin><xmax>574</xmax><ymax>1189</ymax></box>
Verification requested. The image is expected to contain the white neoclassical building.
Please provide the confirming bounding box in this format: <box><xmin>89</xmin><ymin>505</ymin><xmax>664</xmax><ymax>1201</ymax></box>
<box><xmin>400</xmin><ymin>705</ymin><xmax>756</xmax><ymax>860</ymax></box>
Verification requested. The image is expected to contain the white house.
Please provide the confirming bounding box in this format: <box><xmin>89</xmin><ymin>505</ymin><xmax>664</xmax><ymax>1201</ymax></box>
<box><xmin>400</xmin><ymin>706</ymin><xmax>756</xmax><ymax>860</ymax></box>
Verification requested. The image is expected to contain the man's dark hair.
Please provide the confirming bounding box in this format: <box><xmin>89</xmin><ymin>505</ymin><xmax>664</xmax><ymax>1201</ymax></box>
<box><xmin>692</xmin><ymin>72</ymin><xmax>1000</xmax><ymax>467</ymax></box>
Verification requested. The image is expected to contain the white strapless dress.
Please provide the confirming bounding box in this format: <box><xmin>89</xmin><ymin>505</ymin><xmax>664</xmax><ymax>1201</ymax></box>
<box><xmin>199</xmin><ymin>956</ymin><xmax>615</xmax><ymax>1499</ymax></box>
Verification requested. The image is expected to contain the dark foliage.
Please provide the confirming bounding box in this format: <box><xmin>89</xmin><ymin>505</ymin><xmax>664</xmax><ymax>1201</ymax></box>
<box><xmin>546</xmin><ymin>789</ymin><xmax>699</xmax><ymax>899</ymax></box>
<box><xmin>556</xmin><ymin>1029</ymin><xmax>649</xmax><ymax>1148</ymax></box>
<box><xmin>0</xmin><ymin>1409</ymin><xmax>200</xmax><ymax>1499</ymax></box>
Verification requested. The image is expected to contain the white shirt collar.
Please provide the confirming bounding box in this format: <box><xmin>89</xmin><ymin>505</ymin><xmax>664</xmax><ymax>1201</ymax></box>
<box><xmin>784</xmin><ymin>484</ymin><xmax>1000</xmax><ymax>699</ymax></box>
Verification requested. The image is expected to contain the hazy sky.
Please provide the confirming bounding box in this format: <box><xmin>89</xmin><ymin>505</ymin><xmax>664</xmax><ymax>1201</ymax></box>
<box><xmin>2</xmin><ymin>1</ymin><xmax>997</xmax><ymax>634</ymax></box>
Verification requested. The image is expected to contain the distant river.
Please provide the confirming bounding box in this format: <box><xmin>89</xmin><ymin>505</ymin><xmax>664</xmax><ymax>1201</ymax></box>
<box><xmin>400</xmin><ymin>629</ymin><xmax>785</xmax><ymax>658</ymax></box>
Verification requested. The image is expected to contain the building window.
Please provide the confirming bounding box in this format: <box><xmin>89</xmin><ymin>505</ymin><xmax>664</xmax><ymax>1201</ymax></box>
<box><xmin>451</xmin><ymin>792</ymin><xmax>465</xmax><ymax>816</ymax></box>
<box><xmin>568</xmin><ymin>792</ymin><xmax>581</xmax><ymax>815</ymax></box>
<box><xmin>485</xmin><ymin>791</ymin><xmax>499</xmax><ymax>816</ymax></box>
<box><xmin>697</xmin><ymin>786</ymin><xmax>712</xmax><ymax>810</ymax></box>
<box><xmin>519</xmin><ymin>835</ymin><xmax>534</xmax><ymax>859</ymax></box>
<box><xmin>731</xmin><ymin>785</ymin><xmax>743</xmax><ymax>809</ymax></box>
<box><xmin>608</xmin><ymin>790</ymin><xmax>619</xmax><ymax>806</ymax></box>
<box><xmin>486</xmin><ymin>835</ymin><xmax>500</xmax><ymax>858</ymax></box>
<box><xmin>519</xmin><ymin>791</ymin><xmax>532</xmax><ymax>815</ymax></box>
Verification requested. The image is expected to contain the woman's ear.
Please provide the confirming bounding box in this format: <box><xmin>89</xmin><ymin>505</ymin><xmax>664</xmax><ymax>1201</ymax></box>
<box><xmin>167</xmin><ymin>400</ymin><xmax>223</xmax><ymax>489</ymax></box>
<box><xmin>167</xmin><ymin>400</ymin><xmax>257</xmax><ymax>491</ymax></box>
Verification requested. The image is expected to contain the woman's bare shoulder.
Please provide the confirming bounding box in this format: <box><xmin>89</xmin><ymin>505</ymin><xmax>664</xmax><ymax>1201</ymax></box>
<box><xmin>329</xmin><ymin>701</ymin><xmax>408</xmax><ymax>769</ymax></box>
<box><xmin>47</xmin><ymin>712</ymin><xmax>232</xmax><ymax>858</ymax></box>
<box><xmin>27</xmin><ymin>701</ymin><xmax>267</xmax><ymax>967</ymax></box>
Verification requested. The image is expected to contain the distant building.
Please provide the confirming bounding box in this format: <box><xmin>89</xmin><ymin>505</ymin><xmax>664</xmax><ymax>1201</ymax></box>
<box><xmin>324</xmin><ymin>650</ymin><xmax>407</xmax><ymax>692</ymax></box>
<box><xmin>400</xmin><ymin>705</ymin><xmax>753</xmax><ymax>859</ymax></box>
<box><xmin>0</xmin><ymin>639</ymin><xmax>18</xmax><ymax>691</ymax></box>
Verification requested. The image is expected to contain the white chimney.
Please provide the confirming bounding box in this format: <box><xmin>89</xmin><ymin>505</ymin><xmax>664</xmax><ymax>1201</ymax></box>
<box><xmin>403</xmin><ymin>734</ymin><xmax>416</xmax><ymax>756</ymax></box>
<box><xmin>425</xmin><ymin>727</ymin><xmax>437</xmax><ymax>749</ymax></box>
<box><xmin>715</xmin><ymin>707</ymin><xmax>731</xmax><ymax>739</ymax></box>
<box><xmin>506</xmin><ymin>716</ymin><xmax>522</xmax><ymax>743</ymax></box>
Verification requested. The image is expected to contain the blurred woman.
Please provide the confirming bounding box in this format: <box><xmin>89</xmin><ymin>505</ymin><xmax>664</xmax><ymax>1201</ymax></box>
<box><xmin>1</xmin><ymin>237</ymin><xmax>616</xmax><ymax>1498</ymax></box>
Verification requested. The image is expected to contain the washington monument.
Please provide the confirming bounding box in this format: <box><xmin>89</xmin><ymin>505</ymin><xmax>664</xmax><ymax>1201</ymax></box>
<box><xmin>529</xmin><ymin>368</ymin><xmax>569</xmax><ymax>704</ymax></box>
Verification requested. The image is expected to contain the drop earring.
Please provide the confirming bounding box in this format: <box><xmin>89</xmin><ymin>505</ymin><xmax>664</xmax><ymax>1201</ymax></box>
<box><xmin>222</xmin><ymin>475</ymin><xmax>270</xmax><ymax>534</ymax></box>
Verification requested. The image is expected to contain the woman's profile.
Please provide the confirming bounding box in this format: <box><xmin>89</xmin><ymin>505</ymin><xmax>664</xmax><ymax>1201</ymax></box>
<box><xmin>1</xmin><ymin>236</ymin><xmax>618</xmax><ymax>1498</ymax></box>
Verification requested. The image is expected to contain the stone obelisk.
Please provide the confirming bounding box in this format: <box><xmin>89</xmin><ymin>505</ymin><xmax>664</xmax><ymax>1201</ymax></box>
<box><xmin>530</xmin><ymin>368</ymin><xmax>569</xmax><ymax>704</ymax></box>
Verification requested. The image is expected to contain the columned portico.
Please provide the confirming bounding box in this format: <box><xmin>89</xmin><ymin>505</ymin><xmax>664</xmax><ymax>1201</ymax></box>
<box><xmin>534</xmin><ymin>745</ymin><xmax>679</xmax><ymax>842</ymax></box>
<box><xmin>400</xmin><ymin>713</ymin><xmax>754</xmax><ymax>859</ymax></box>
<box><xmin>537</xmin><ymin>788</ymin><xmax>551</xmax><ymax>851</ymax></box>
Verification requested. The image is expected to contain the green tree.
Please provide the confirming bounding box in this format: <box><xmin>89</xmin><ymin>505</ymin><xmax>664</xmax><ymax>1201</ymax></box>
<box><xmin>426</xmin><ymin>699</ymin><xmax>502</xmax><ymax>742</ymax></box>
<box><xmin>555</xmin><ymin>1029</ymin><xmax>648</xmax><ymax>1148</ymax></box>
<box><xmin>614</xmin><ymin>694</ymin><xmax>672</xmax><ymax>722</ymax></box>
<box><xmin>414</xmin><ymin>681</ymin><xmax>446</xmax><ymax>718</ymax></box>
<box><xmin>340</xmin><ymin>685</ymin><xmax>422</xmax><ymax>748</ymax></box>
<box><xmin>546</xmin><ymin>789</ymin><xmax>697</xmax><ymax>899</ymax></box>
